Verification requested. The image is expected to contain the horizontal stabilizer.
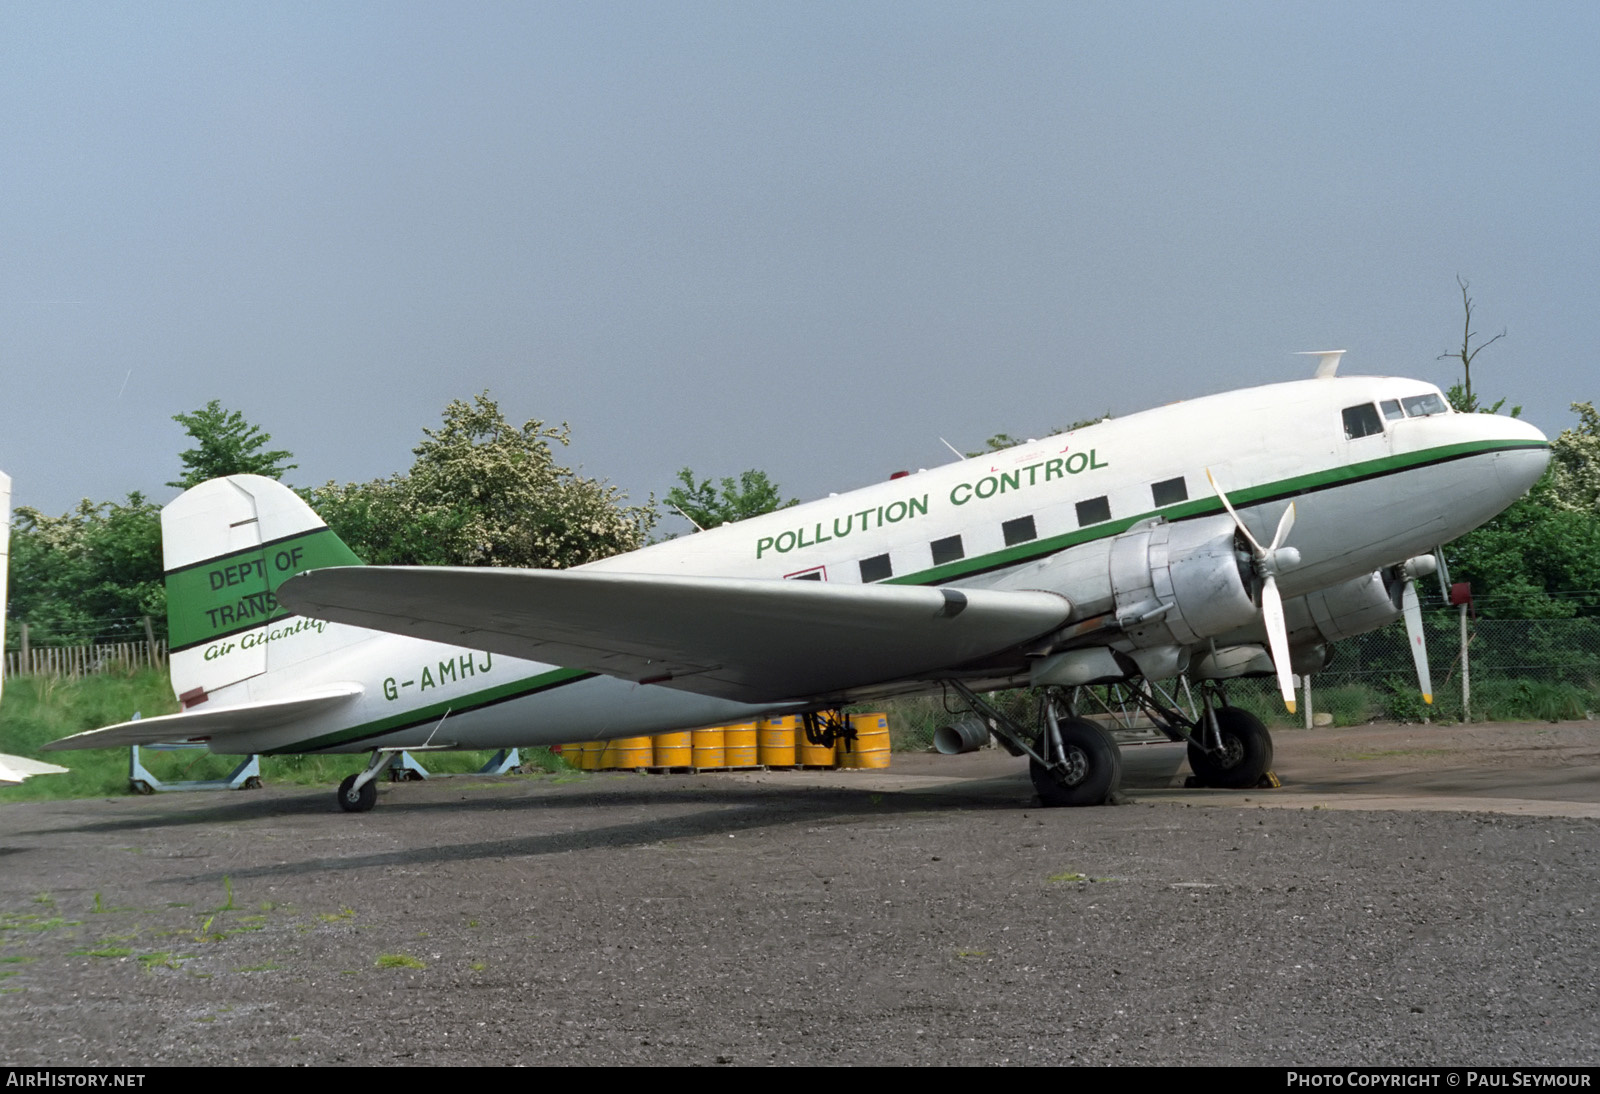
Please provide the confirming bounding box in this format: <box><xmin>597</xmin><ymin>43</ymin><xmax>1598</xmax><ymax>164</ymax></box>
<box><xmin>0</xmin><ymin>753</ymin><xmax>69</xmax><ymax>785</ymax></box>
<box><xmin>44</xmin><ymin>684</ymin><xmax>364</xmax><ymax>752</ymax></box>
<box><xmin>280</xmin><ymin>568</ymin><xmax>1071</xmax><ymax>703</ymax></box>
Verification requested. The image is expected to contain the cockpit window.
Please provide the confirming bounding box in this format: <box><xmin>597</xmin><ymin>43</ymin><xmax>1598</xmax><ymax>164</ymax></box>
<box><xmin>1380</xmin><ymin>399</ymin><xmax>1405</xmax><ymax>421</ymax></box>
<box><xmin>1342</xmin><ymin>403</ymin><xmax>1384</xmax><ymax>439</ymax></box>
<box><xmin>1401</xmin><ymin>393</ymin><xmax>1449</xmax><ymax>417</ymax></box>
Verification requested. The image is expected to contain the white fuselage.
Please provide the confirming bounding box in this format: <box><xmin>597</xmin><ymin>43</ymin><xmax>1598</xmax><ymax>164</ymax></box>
<box><xmin>200</xmin><ymin>375</ymin><xmax>1549</xmax><ymax>754</ymax></box>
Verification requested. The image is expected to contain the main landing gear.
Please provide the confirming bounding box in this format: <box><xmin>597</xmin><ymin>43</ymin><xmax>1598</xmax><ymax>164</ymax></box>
<box><xmin>943</xmin><ymin>676</ymin><xmax>1277</xmax><ymax>807</ymax></box>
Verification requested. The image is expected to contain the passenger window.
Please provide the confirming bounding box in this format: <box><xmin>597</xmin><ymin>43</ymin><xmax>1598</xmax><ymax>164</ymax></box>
<box><xmin>1402</xmin><ymin>393</ymin><xmax>1448</xmax><ymax>417</ymax></box>
<box><xmin>1002</xmin><ymin>516</ymin><xmax>1037</xmax><ymax>546</ymax></box>
<box><xmin>930</xmin><ymin>535</ymin><xmax>964</xmax><ymax>565</ymax></box>
<box><xmin>1076</xmin><ymin>496</ymin><xmax>1111</xmax><ymax>526</ymax></box>
<box><xmin>1380</xmin><ymin>399</ymin><xmax>1405</xmax><ymax>421</ymax></box>
<box><xmin>1151</xmin><ymin>477</ymin><xmax>1187</xmax><ymax>507</ymax></box>
<box><xmin>859</xmin><ymin>554</ymin><xmax>892</xmax><ymax>583</ymax></box>
<box><xmin>785</xmin><ymin>567</ymin><xmax>824</xmax><ymax>581</ymax></box>
<box><xmin>1342</xmin><ymin>404</ymin><xmax>1384</xmax><ymax>439</ymax></box>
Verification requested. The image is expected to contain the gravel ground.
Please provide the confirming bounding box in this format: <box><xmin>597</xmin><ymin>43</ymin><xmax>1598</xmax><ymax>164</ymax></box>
<box><xmin>1</xmin><ymin>721</ymin><xmax>1596</xmax><ymax>1067</ymax></box>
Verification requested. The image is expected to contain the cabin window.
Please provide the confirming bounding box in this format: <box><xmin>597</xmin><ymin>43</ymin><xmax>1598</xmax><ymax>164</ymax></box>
<box><xmin>1151</xmin><ymin>477</ymin><xmax>1187</xmax><ymax>507</ymax></box>
<box><xmin>785</xmin><ymin>568</ymin><xmax>824</xmax><ymax>581</ymax></box>
<box><xmin>859</xmin><ymin>554</ymin><xmax>893</xmax><ymax>583</ymax></box>
<box><xmin>1342</xmin><ymin>403</ymin><xmax>1384</xmax><ymax>439</ymax></box>
<box><xmin>1402</xmin><ymin>393</ymin><xmax>1449</xmax><ymax>417</ymax></box>
<box><xmin>1002</xmin><ymin>515</ymin><xmax>1037</xmax><ymax>546</ymax></box>
<box><xmin>1076</xmin><ymin>496</ymin><xmax>1111</xmax><ymax>526</ymax></box>
<box><xmin>1380</xmin><ymin>399</ymin><xmax>1405</xmax><ymax>421</ymax></box>
<box><xmin>930</xmin><ymin>535</ymin><xmax>965</xmax><ymax>565</ymax></box>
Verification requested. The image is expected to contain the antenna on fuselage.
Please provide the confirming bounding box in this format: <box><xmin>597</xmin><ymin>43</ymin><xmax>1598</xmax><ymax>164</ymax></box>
<box><xmin>938</xmin><ymin>437</ymin><xmax>967</xmax><ymax>461</ymax></box>
<box><xmin>1297</xmin><ymin>349</ymin><xmax>1347</xmax><ymax>379</ymax></box>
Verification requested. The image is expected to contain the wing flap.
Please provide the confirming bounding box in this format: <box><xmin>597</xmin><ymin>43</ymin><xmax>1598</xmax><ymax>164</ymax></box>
<box><xmin>44</xmin><ymin>684</ymin><xmax>364</xmax><ymax>752</ymax></box>
<box><xmin>279</xmin><ymin>568</ymin><xmax>1070</xmax><ymax>703</ymax></box>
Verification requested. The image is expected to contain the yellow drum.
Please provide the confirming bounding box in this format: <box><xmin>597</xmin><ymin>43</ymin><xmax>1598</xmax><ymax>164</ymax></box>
<box><xmin>758</xmin><ymin>714</ymin><xmax>798</xmax><ymax>767</ymax></box>
<box><xmin>609</xmin><ymin>737</ymin><xmax>653</xmax><ymax>769</ymax></box>
<box><xmin>841</xmin><ymin>712</ymin><xmax>891</xmax><ymax>769</ymax></box>
<box><xmin>691</xmin><ymin>726</ymin><xmax>726</xmax><ymax>769</ymax></box>
<box><xmin>798</xmin><ymin>712</ymin><xmax>838</xmax><ymax>767</ymax></box>
<box><xmin>724</xmin><ymin>720</ymin><xmax>759</xmax><ymax>767</ymax></box>
<box><xmin>653</xmin><ymin>731</ymin><xmax>692</xmax><ymax>767</ymax></box>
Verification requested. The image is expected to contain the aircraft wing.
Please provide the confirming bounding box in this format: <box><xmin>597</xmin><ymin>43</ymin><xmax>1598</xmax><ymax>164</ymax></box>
<box><xmin>43</xmin><ymin>684</ymin><xmax>364</xmax><ymax>752</ymax></box>
<box><xmin>280</xmin><ymin>568</ymin><xmax>1071</xmax><ymax>703</ymax></box>
<box><xmin>0</xmin><ymin>753</ymin><xmax>69</xmax><ymax>785</ymax></box>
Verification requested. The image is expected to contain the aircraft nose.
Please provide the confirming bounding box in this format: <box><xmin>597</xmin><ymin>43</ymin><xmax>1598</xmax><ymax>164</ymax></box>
<box><xmin>1493</xmin><ymin>416</ymin><xmax>1550</xmax><ymax>499</ymax></box>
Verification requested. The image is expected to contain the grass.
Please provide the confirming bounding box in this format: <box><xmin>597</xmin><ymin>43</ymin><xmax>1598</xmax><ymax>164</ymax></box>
<box><xmin>0</xmin><ymin>667</ymin><xmax>575</xmax><ymax>802</ymax></box>
<box><xmin>374</xmin><ymin>954</ymin><xmax>425</xmax><ymax>970</ymax></box>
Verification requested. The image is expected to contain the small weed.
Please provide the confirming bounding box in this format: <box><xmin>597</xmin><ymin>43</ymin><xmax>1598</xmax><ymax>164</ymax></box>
<box><xmin>0</xmin><ymin>956</ymin><xmax>35</xmax><ymax>965</ymax></box>
<box><xmin>32</xmin><ymin>894</ymin><xmax>53</xmax><ymax>907</ymax></box>
<box><xmin>235</xmin><ymin>962</ymin><xmax>280</xmax><ymax>973</ymax></box>
<box><xmin>469</xmin><ymin>961</ymin><xmax>487</xmax><ymax>972</ymax></box>
<box><xmin>374</xmin><ymin>954</ymin><xmax>425</xmax><ymax>970</ymax></box>
<box><xmin>318</xmin><ymin>908</ymin><xmax>356</xmax><ymax>924</ymax></box>
<box><xmin>955</xmin><ymin>950</ymin><xmax>989</xmax><ymax>958</ymax></box>
<box><xmin>71</xmin><ymin>947</ymin><xmax>133</xmax><ymax>958</ymax></box>
<box><xmin>216</xmin><ymin>877</ymin><xmax>236</xmax><ymax>913</ymax></box>
<box><xmin>137</xmin><ymin>953</ymin><xmax>189</xmax><ymax>970</ymax></box>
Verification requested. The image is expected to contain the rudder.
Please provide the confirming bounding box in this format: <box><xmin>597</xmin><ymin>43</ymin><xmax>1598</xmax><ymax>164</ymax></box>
<box><xmin>164</xmin><ymin>476</ymin><xmax>361</xmax><ymax>704</ymax></box>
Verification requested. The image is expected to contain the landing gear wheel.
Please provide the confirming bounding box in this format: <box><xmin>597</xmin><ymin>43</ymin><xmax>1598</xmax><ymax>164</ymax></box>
<box><xmin>1187</xmin><ymin>707</ymin><xmax>1274</xmax><ymax>789</ymax></box>
<box><xmin>1030</xmin><ymin>718</ymin><xmax>1123</xmax><ymax>807</ymax></box>
<box><xmin>337</xmin><ymin>773</ymin><xmax>377</xmax><ymax>813</ymax></box>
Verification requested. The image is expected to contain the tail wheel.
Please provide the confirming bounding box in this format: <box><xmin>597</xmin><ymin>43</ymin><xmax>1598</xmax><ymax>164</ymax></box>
<box><xmin>1187</xmin><ymin>707</ymin><xmax>1274</xmax><ymax>789</ymax></box>
<box><xmin>337</xmin><ymin>773</ymin><xmax>377</xmax><ymax>813</ymax></box>
<box><xmin>1030</xmin><ymin>717</ymin><xmax>1122</xmax><ymax>807</ymax></box>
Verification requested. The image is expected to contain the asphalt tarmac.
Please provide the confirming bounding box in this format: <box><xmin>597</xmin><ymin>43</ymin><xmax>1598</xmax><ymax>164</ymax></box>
<box><xmin>1</xmin><ymin>720</ymin><xmax>1596</xmax><ymax>1066</ymax></box>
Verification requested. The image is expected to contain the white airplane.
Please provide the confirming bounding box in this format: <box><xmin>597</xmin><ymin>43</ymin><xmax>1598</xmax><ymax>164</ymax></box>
<box><xmin>0</xmin><ymin>470</ymin><xmax>70</xmax><ymax>785</ymax></box>
<box><xmin>45</xmin><ymin>356</ymin><xmax>1549</xmax><ymax>810</ymax></box>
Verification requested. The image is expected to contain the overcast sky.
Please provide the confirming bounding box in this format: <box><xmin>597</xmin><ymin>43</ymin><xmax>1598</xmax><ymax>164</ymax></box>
<box><xmin>3</xmin><ymin>2</ymin><xmax>1594</xmax><ymax>531</ymax></box>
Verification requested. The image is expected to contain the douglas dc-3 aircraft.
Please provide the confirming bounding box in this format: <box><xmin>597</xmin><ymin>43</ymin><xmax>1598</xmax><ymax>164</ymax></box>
<box><xmin>46</xmin><ymin>356</ymin><xmax>1549</xmax><ymax>810</ymax></box>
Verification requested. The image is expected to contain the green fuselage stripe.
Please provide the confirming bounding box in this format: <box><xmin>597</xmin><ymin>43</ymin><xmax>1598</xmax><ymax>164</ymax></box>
<box><xmin>885</xmin><ymin>438</ymin><xmax>1545</xmax><ymax>586</ymax></box>
<box><xmin>283</xmin><ymin>666</ymin><xmax>596</xmax><ymax>753</ymax></box>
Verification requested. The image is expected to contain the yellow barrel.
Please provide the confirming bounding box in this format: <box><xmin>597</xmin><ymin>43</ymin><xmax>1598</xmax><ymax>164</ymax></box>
<box><xmin>758</xmin><ymin>714</ymin><xmax>798</xmax><ymax>767</ymax></box>
<box><xmin>610</xmin><ymin>737</ymin><xmax>653</xmax><ymax>769</ymax></box>
<box><xmin>575</xmin><ymin>740</ymin><xmax>603</xmax><ymax>771</ymax></box>
<box><xmin>598</xmin><ymin>738</ymin><xmax>619</xmax><ymax>769</ymax></box>
<box><xmin>653</xmin><ymin>731</ymin><xmax>692</xmax><ymax>767</ymax></box>
<box><xmin>724</xmin><ymin>720</ymin><xmax>759</xmax><ymax>767</ymax></box>
<box><xmin>798</xmin><ymin>712</ymin><xmax>837</xmax><ymax>767</ymax></box>
<box><xmin>691</xmin><ymin>726</ymin><xmax>726</xmax><ymax>769</ymax></box>
<box><xmin>841</xmin><ymin>712</ymin><xmax>892</xmax><ymax>769</ymax></box>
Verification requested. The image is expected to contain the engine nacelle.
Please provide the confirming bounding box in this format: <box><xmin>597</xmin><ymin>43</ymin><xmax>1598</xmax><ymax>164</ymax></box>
<box><xmin>1287</xmin><ymin>569</ymin><xmax>1403</xmax><ymax>645</ymax></box>
<box><xmin>1107</xmin><ymin>515</ymin><xmax>1259</xmax><ymax>648</ymax></box>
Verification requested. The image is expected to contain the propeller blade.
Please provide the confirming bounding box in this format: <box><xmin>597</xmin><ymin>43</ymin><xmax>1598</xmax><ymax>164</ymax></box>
<box><xmin>1205</xmin><ymin>468</ymin><xmax>1264</xmax><ymax>554</ymax></box>
<box><xmin>1268</xmin><ymin>500</ymin><xmax>1297</xmax><ymax>553</ymax></box>
<box><xmin>1260</xmin><ymin>574</ymin><xmax>1297</xmax><ymax>714</ymax></box>
<box><xmin>1401</xmin><ymin>577</ymin><xmax>1434</xmax><ymax>705</ymax></box>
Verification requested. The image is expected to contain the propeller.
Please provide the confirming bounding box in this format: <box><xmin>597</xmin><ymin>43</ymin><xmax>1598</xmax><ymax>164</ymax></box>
<box><xmin>1398</xmin><ymin>555</ymin><xmax>1439</xmax><ymax>706</ymax></box>
<box><xmin>1207</xmin><ymin>470</ymin><xmax>1300</xmax><ymax>713</ymax></box>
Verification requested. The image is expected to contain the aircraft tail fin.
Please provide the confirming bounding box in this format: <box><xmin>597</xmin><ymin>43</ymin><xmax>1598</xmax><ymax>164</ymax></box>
<box><xmin>164</xmin><ymin>475</ymin><xmax>362</xmax><ymax>705</ymax></box>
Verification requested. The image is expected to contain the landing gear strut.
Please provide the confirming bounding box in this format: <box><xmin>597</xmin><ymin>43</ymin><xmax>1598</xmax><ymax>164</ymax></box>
<box><xmin>336</xmin><ymin>750</ymin><xmax>401</xmax><ymax>813</ymax></box>
<box><xmin>1077</xmin><ymin>677</ymin><xmax>1276</xmax><ymax>789</ymax></box>
<box><xmin>945</xmin><ymin>681</ymin><xmax>1122</xmax><ymax>807</ymax></box>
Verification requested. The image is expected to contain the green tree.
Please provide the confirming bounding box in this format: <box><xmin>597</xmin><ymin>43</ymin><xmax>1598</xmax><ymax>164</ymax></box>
<box><xmin>307</xmin><ymin>393</ymin><xmax>654</xmax><ymax>568</ymax></box>
<box><xmin>664</xmin><ymin>468</ymin><xmax>796</xmax><ymax>531</ymax></box>
<box><xmin>7</xmin><ymin>495</ymin><xmax>165</xmax><ymax>645</ymax></box>
<box><xmin>1445</xmin><ymin>403</ymin><xmax>1600</xmax><ymax>618</ymax></box>
<box><xmin>168</xmin><ymin>400</ymin><xmax>297</xmax><ymax>489</ymax></box>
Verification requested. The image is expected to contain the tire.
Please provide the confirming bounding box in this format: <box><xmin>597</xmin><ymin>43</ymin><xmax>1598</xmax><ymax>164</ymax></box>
<box><xmin>1187</xmin><ymin>707</ymin><xmax>1274</xmax><ymax>789</ymax></box>
<box><xmin>1030</xmin><ymin>718</ymin><xmax>1122</xmax><ymax>807</ymax></box>
<box><xmin>337</xmin><ymin>773</ymin><xmax>377</xmax><ymax>813</ymax></box>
